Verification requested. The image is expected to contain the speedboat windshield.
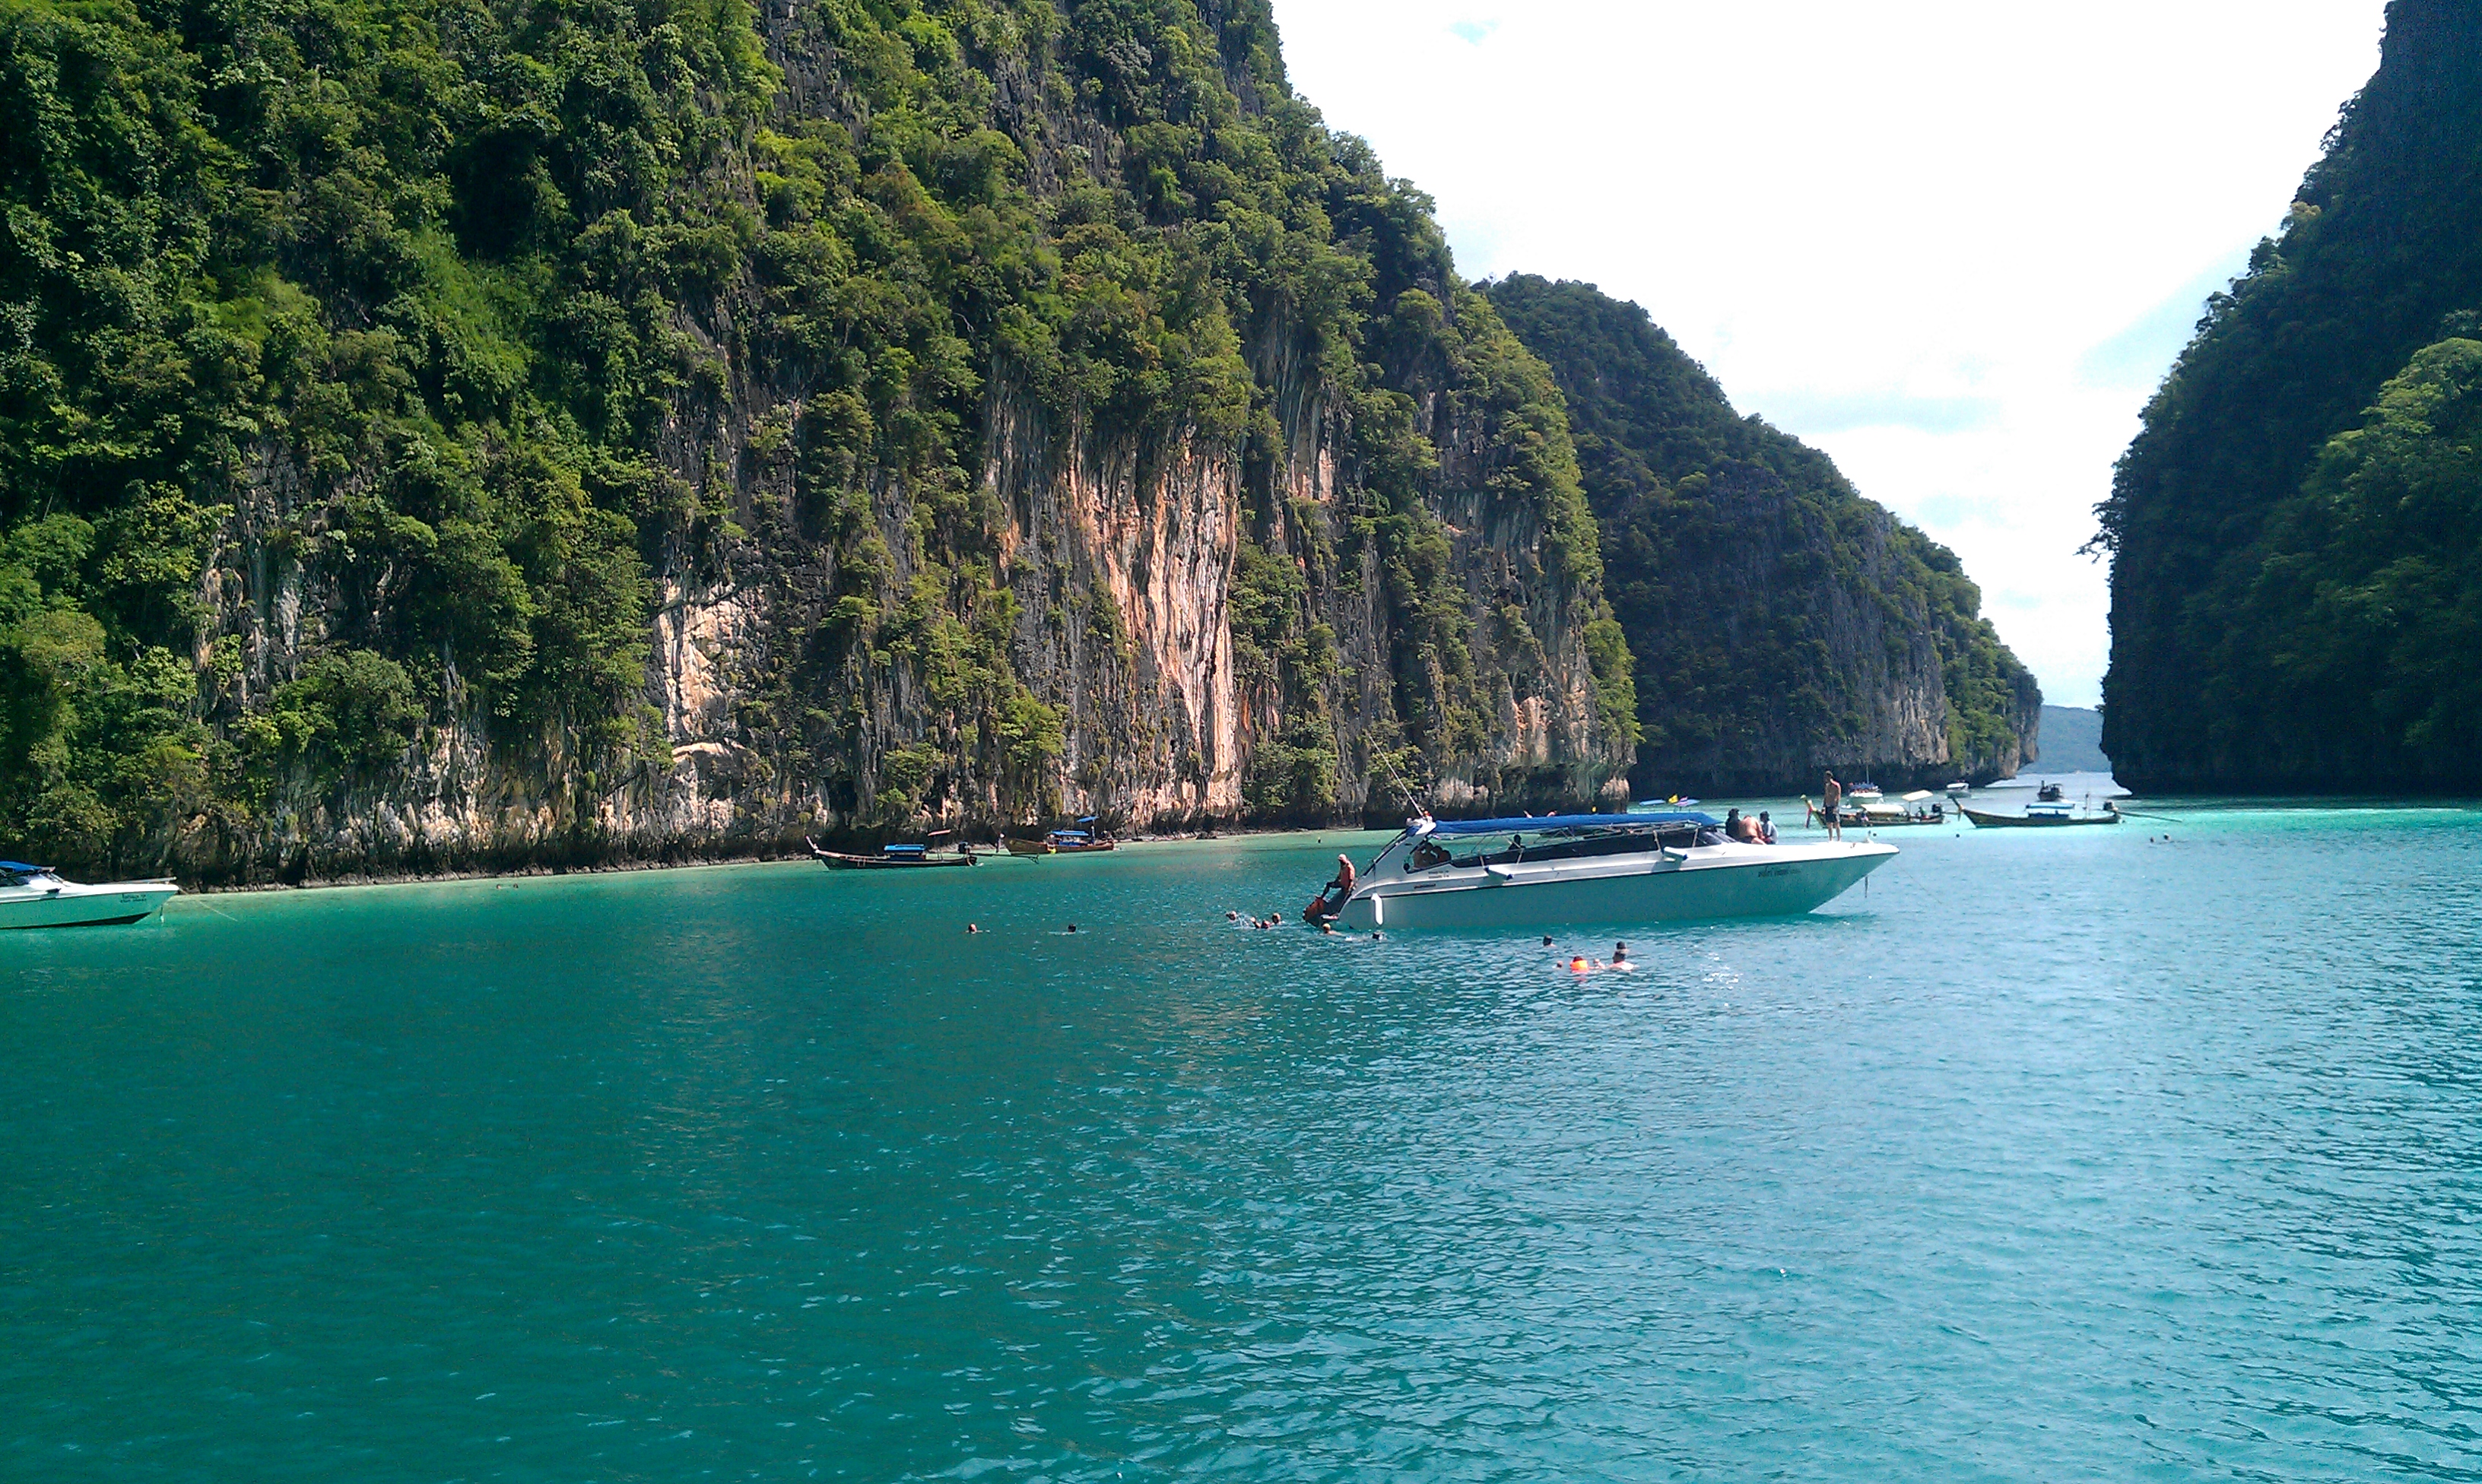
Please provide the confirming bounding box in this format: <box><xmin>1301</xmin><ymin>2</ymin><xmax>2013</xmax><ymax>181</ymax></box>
<box><xmin>1421</xmin><ymin>811</ymin><xmax>1714</xmax><ymax>836</ymax></box>
<box><xmin>1366</xmin><ymin>811</ymin><xmax>1721</xmax><ymax>877</ymax></box>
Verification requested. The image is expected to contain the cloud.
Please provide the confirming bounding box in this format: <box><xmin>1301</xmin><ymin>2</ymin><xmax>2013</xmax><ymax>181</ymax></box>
<box><xmin>1750</xmin><ymin>392</ymin><xmax>2001</xmax><ymax>437</ymax></box>
<box><xmin>1447</xmin><ymin>17</ymin><xmax>1497</xmax><ymax>44</ymax></box>
<box><xmin>1268</xmin><ymin>0</ymin><xmax>2392</xmax><ymax>709</ymax></box>
<box><xmin>2075</xmin><ymin>245</ymin><xmax>2255</xmax><ymax>393</ymax></box>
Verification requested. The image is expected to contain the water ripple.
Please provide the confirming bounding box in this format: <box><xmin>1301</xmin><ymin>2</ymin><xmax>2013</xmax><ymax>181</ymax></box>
<box><xmin>5</xmin><ymin>809</ymin><xmax>2482</xmax><ymax>1479</ymax></box>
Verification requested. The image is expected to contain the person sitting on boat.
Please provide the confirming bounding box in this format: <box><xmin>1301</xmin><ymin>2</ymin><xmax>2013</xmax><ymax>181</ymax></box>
<box><xmin>1758</xmin><ymin>810</ymin><xmax>1777</xmax><ymax>844</ymax></box>
<box><xmin>1331</xmin><ymin>854</ymin><xmax>1356</xmax><ymax>896</ymax></box>
<box><xmin>1725</xmin><ymin>807</ymin><xmax>1754</xmax><ymax>842</ymax></box>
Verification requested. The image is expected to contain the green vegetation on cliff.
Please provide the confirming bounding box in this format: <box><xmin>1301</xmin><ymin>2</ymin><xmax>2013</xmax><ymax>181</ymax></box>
<box><xmin>2093</xmin><ymin>0</ymin><xmax>2482</xmax><ymax>791</ymax></box>
<box><xmin>1486</xmin><ymin>274</ymin><xmax>2037</xmax><ymax>793</ymax></box>
<box><xmin>0</xmin><ymin>0</ymin><xmax>1631</xmax><ymax>874</ymax></box>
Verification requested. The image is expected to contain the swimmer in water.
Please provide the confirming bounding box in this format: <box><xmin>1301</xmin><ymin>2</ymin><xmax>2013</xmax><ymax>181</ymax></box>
<box><xmin>1570</xmin><ymin>956</ymin><xmax>1592</xmax><ymax>974</ymax></box>
<box><xmin>1612</xmin><ymin>941</ymin><xmax>1629</xmax><ymax>966</ymax></box>
<box><xmin>967</xmin><ymin>924</ymin><xmax>980</xmax><ymax>934</ymax></box>
<box><xmin>1542</xmin><ymin>935</ymin><xmax>1554</xmax><ymax>948</ymax></box>
<box><xmin>1066</xmin><ymin>924</ymin><xmax>1078</xmax><ymax>934</ymax></box>
<box><xmin>1319</xmin><ymin>919</ymin><xmax>1337</xmax><ymax>935</ymax></box>
<box><xmin>1227</xmin><ymin>910</ymin><xmax>1240</xmax><ymax>920</ymax></box>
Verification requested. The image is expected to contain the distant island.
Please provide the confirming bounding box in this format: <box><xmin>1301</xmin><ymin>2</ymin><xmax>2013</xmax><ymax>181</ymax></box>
<box><xmin>2035</xmin><ymin>707</ymin><xmax>2109</xmax><ymax>775</ymax></box>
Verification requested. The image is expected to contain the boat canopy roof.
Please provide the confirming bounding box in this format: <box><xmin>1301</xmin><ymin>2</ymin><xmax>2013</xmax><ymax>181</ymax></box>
<box><xmin>0</xmin><ymin>860</ymin><xmax>43</xmax><ymax>872</ymax></box>
<box><xmin>1421</xmin><ymin>811</ymin><xmax>1714</xmax><ymax>837</ymax></box>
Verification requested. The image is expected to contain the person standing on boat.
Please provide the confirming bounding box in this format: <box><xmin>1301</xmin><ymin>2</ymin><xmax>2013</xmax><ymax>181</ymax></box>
<box><xmin>1821</xmin><ymin>773</ymin><xmax>1843</xmax><ymax>841</ymax></box>
<box><xmin>1308</xmin><ymin>853</ymin><xmax>1357</xmax><ymax>921</ymax></box>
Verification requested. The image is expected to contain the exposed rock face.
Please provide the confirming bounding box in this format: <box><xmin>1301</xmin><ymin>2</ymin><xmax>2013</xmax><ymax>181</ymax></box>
<box><xmin>163</xmin><ymin>0</ymin><xmax>1631</xmax><ymax>883</ymax></box>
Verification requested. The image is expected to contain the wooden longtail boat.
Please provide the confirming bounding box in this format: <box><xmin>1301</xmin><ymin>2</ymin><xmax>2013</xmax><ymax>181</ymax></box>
<box><xmin>806</xmin><ymin>836</ymin><xmax>979</xmax><ymax>868</ymax></box>
<box><xmin>1958</xmin><ymin>801</ymin><xmax>2122</xmax><ymax>829</ymax></box>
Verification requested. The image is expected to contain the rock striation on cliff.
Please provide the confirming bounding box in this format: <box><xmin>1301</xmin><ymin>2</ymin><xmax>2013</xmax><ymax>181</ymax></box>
<box><xmin>1487</xmin><ymin>276</ymin><xmax>2039</xmax><ymax>795</ymax></box>
<box><xmin>0</xmin><ymin>0</ymin><xmax>1636</xmax><ymax>880</ymax></box>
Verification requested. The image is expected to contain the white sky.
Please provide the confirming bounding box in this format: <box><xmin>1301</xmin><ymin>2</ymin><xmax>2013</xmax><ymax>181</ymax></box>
<box><xmin>1266</xmin><ymin>1</ymin><xmax>2392</xmax><ymax>708</ymax></box>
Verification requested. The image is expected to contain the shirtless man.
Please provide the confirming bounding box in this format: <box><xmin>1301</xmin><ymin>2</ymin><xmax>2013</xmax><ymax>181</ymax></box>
<box><xmin>1821</xmin><ymin>772</ymin><xmax>1843</xmax><ymax>841</ymax></box>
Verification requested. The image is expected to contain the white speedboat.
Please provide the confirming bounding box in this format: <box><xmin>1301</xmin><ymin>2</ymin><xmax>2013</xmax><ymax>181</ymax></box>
<box><xmin>1320</xmin><ymin>813</ymin><xmax>1895</xmax><ymax>931</ymax></box>
<box><xmin>0</xmin><ymin>861</ymin><xmax>179</xmax><ymax>928</ymax></box>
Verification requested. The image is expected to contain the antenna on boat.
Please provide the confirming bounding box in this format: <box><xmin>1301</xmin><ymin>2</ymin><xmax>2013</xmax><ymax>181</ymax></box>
<box><xmin>1376</xmin><ymin>747</ymin><xmax>1430</xmax><ymax>822</ymax></box>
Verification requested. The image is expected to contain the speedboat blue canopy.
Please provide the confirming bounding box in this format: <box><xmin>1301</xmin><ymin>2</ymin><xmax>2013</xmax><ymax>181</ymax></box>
<box><xmin>0</xmin><ymin>861</ymin><xmax>43</xmax><ymax>872</ymax></box>
<box><xmin>1424</xmin><ymin>811</ymin><xmax>1714</xmax><ymax>836</ymax></box>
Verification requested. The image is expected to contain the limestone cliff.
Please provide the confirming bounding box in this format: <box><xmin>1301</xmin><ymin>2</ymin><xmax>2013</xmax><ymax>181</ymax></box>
<box><xmin>0</xmin><ymin>0</ymin><xmax>1633</xmax><ymax>881</ymax></box>
<box><xmin>2094</xmin><ymin>0</ymin><xmax>2482</xmax><ymax>792</ymax></box>
<box><xmin>1487</xmin><ymin>276</ymin><xmax>2039</xmax><ymax>794</ymax></box>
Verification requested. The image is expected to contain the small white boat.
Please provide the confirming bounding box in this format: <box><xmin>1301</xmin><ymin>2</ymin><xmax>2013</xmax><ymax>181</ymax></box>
<box><xmin>1322</xmin><ymin>813</ymin><xmax>1895</xmax><ymax>932</ymax></box>
<box><xmin>0</xmin><ymin>861</ymin><xmax>179</xmax><ymax>928</ymax></box>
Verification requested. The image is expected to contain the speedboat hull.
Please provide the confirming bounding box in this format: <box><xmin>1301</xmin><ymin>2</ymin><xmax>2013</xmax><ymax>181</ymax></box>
<box><xmin>1335</xmin><ymin>841</ymin><xmax>1895</xmax><ymax>931</ymax></box>
<box><xmin>0</xmin><ymin>880</ymin><xmax>179</xmax><ymax>929</ymax></box>
<box><xmin>811</xmin><ymin>849</ymin><xmax>976</xmax><ymax>869</ymax></box>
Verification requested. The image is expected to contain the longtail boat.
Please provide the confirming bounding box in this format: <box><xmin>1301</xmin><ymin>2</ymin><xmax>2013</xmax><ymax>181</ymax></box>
<box><xmin>806</xmin><ymin>834</ymin><xmax>979</xmax><ymax>869</ymax></box>
<box><xmin>1043</xmin><ymin>817</ymin><xmax>1117</xmax><ymax>854</ymax></box>
<box><xmin>1958</xmin><ymin>801</ymin><xmax>2122</xmax><ymax>829</ymax></box>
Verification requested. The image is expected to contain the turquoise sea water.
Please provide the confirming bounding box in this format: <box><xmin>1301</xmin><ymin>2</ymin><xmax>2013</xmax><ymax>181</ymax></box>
<box><xmin>8</xmin><ymin>793</ymin><xmax>2482</xmax><ymax>1480</ymax></box>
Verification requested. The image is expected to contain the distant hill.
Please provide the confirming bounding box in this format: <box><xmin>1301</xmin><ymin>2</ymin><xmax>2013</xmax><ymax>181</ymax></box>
<box><xmin>1484</xmin><ymin>275</ymin><xmax>2039</xmax><ymax>794</ymax></box>
<box><xmin>2036</xmin><ymin>707</ymin><xmax>2110</xmax><ymax>773</ymax></box>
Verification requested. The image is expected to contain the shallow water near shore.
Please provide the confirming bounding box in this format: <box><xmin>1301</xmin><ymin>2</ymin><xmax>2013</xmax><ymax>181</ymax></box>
<box><xmin>8</xmin><ymin>797</ymin><xmax>2482</xmax><ymax>1480</ymax></box>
